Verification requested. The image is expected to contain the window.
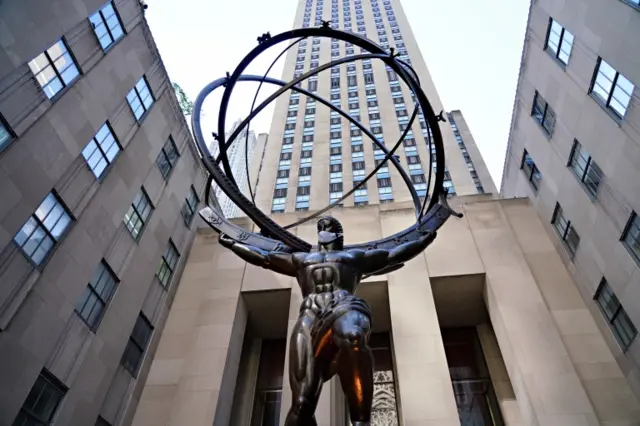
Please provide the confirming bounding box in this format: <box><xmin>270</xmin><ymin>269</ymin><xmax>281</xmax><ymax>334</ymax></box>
<box><xmin>81</xmin><ymin>122</ymin><xmax>121</xmax><ymax>179</ymax></box>
<box><xmin>520</xmin><ymin>150</ymin><xmax>542</xmax><ymax>192</ymax></box>
<box><xmin>14</xmin><ymin>192</ymin><xmax>72</xmax><ymax>266</ymax></box>
<box><xmin>621</xmin><ymin>0</ymin><xmax>640</xmax><ymax>9</ymax></box>
<box><xmin>622</xmin><ymin>212</ymin><xmax>640</xmax><ymax>265</ymax></box>
<box><xmin>545</xmin><ymin>19</ymin><xmax>573</xmax><ymax>65</ymax></box>
<box><xmin>75</xmin><ymin>261</ymin><xmax>118</xmax><ymax>330</ymax></box>
<box><xmin>121</xmin><ymin>313</ymin><xmax>153</xmax><ymax>376</ymax></box>
<box><xmin>13</xmin><ymin>371</ymin><xmax>66</xmax><ymax>426</ymax></box>
<box><xmin>89</xmin><ymin>2</ymin><xmax>124</xmax><ymax>50</ymax></box>
<box><xmin>272</xmin><ymin>198</ymin><xmax>286</xmax><ymax>212</ymax></box>
<box><xmin>153</xmin><ymin>137</ymin><xmax>180</xmax><ymax>180</ymax></box>
<box><xmin>595</xmin><ymin>278</ymin><xmax>637</xmax><ymax>351</ymax></box>
<box><xmin>531</xmin><ymin>91</ymin><xmax>555</xmax><ymax>135</ymax></box>
<box><xmin>157</xmin><ymin>240</ymin><xmax>180</xmax><ymax>288</ymax></box>
<box><xmin>590</xmin><ymin>59</ymin><xmax>634</xmax><ymax>119</ymax></box>
<box><xmin>127</xmin><ymin>76</ymin><xmax>154</xmax><ymax>121</ymax></box>
<box><xmin>0</xmin><ymin>115</ymin><xmax>14</xmax><ymax>151</ymax></box>
<box><xmin>551</xmin><ymin>203</ymin><xmax>580</xmax><ymax>258</ymax></box>
<box><xmin>28</xmin><ymin>39</ymin><xmax>80</xmax><ymax>99</ymax></box>
<box><xmin>124</xmin><ymin>188</ymin><xmax>153</xmax><ymax>240</ymax></box>
<box><xmin>568</xmin><ymin>140</ymin><xmax>603</xmax><ymax>198</ymax></box>
<box><xmin>181</xmin><ymin>186</ymin><xmax>199</xmax><ymax>227</ymax></box>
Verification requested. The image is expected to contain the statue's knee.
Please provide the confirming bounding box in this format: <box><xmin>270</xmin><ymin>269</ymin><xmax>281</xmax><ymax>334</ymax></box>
<box><xmin>292</xmin><ymin>396</ymin><xmax>312</xmax><ymax>415</ymax></box>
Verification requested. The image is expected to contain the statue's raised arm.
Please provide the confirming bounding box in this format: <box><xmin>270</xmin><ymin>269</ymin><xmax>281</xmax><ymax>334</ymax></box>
<box><xmin>350</xmin><ymin>230</ymin><xmax>437</xmax><ymax>276</ymax></box>
<box><xmin>218</xmin><ymin>233</ymin><xmax>298</xmax><ymax>277</ymax></box>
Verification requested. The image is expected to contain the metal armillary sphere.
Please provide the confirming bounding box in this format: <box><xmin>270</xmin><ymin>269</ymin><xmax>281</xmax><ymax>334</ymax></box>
<box><xmin>192</xmin><ymin>24</ymin><xmax>460</xmax><ymax>263</ymax></box>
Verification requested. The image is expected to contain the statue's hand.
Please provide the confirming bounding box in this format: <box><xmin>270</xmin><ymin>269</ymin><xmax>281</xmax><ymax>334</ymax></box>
<box><xmin>219</xmin><ymin>233</ymin><xmax>235</xmax><ymax>248</ymax></box>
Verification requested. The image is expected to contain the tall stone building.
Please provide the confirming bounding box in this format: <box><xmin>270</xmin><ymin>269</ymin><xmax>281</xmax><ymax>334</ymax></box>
<box><xmin>209</xmin><ymin>120</ymin><xmax>259</xmax><ymax>218</ymax></box>
<box><xmin>0</xmin><ymin>0</ymin><xmax>211</xmax><ymax>424</ymax></box>
<box><xmin>501</xmin><ymin>0</ymin><xmax>640</xmax><ymax>400</ymax></box>
<box><xmin>132</xmin><ymin>0</ymin><xmax>640</xmax><ymax>426</ymax></box>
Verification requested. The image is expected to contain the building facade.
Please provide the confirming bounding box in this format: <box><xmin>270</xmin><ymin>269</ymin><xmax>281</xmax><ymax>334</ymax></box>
<box><xmin>0</xmin><ymin>0</ymin><xmax>209</xmax><ymax>424</ymax></box>
<box><xmin>447</xmin><ymin>110</ymin><xmax>497</xmax><ymax>195</ymax></box>
<box><xmin>132</xmin><ymin>0</ymin><xmax>640</xmax><ymax>426</ymax></box>
<box><xmin>501</xmin><ymin>0</ymin><xmax>640</xmax><ymax>399</ymax></box>
<box><xmin>209</xmin><ymin>120</ymin><xmax>259</xmax><ymax>218</ymax></box>
<box><xmin>253</xmin><ymin>0</ymin><xmax>487</xmax><ymax>216</ymax></box>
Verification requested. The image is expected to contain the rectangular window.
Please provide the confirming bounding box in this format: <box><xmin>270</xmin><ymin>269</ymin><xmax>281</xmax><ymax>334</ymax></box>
<box><xmin>595</xmin><ymin>278</ymin><xmax>637</xmax><ymax>351</ymax></box>
<box><xmin>82</xmin><ymin>122</ymin><xmax>121</xmax><ymax>179</ymax></box>
<box><xmin>127</xmin><ymin>76</ymin><xmax>154</xmax><ymax>121</ymax></box>
<box><xmin>272</xmin><ymin>198</ymin><xmax>286</xmax><ymax>212</ymax></box>
<box><xmin>75</xmin><ymin>261</ymin><xmax>118</xmax><ymax>330</ymax></box>
<box><xmin>520</xmin><ymin>150</ymin><xmax>541</xmax><ymax>191</ymax></box>
<box><xmin>28</xmin><ymin>38</ymin><xmax>80</xmax><ymax>99</ymax></box>
<box><xmin>89</xmin><ymin>2</ymin><xmax>125</xmax><ymax>50</ymax></box>
<box><xmin>124</xmin><ymin>188</ymin><xmax>153</xmax><ymax>240</ymax></box>
<box><xmin>121</xmin><ymin>313</ymin><xmax>153</xmax><ymax>376</ymax></box>
<box><xmin>531</xmin><ymin>91</ymin><xmax>555</xmax><ymax>135</ymax></box>
<box><xmin>156</xmin><ymin>136</ymin><xmax>180</xmax><ymax>180</ymax></box>
<box><xmin>13</xmin><ymin>192</ymin><xmax>72</xmax><ymax>266</ymax></box>
<box><xmin>13</xmin><ymin>371</ymin><xmax>66</xmax><ymax>426</ymax></box>
<box><xmin>568</xmin><ymin>140</ymin><xmax>603</xmax><ymax>198</ymax></box>
<box><xmin>545</xmin><ymin>18</ymin><xmax>573</xmax><ymax>65</ymax></box>
<box><xmin>551</xmin><ymin>203</ymin><xmax>580</xmax><ymax>258</ymax></box>
<box><xmin>0</xmin><ymin>115</ymin><xmax>14</xmax><ymax>151</ymax></box>
<box><xmin>157</xmin><ymin>240</ymin><xmax>180</xmax><ymax>288</ymax></box>
<box><xmin>590</xmin><ymin>58</ymin><xmax>634</xmax><ymax>119</ymax></box>
<box><xmin>622</xmin><ymin>212</ymin><xmax>640</xmax><ymax>265</ymax></box>
<box><xmin>181</xmin><ymin>185</ymin><xmax>199</xmax><ymax>227</ymax></box>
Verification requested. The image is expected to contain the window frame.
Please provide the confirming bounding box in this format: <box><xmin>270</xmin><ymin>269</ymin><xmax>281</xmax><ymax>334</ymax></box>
<box><xmin>82</xmin><ymin>121</ymin><xmax>122</xmax><ymax>180</ymax></box>
<box><xmin>89</xmin><ymin>1</ymin><xmax>126</xmax><ymax>51</ymax></box>
<box><xmin>123</xmin><ymin>187</ymin><xmax>154</xmax><ymax>241</ymax></box>
<box><xmin>157</xmin><ymin>239</ymin><xmax>180</xmax><ymax>288</ymax></box>
<box><xmin>0</xmin><ymin>113</ymin><xmax>16</xmax><ymax>153</ymax></box>
<box><xmin>567</xmin><ymin>140</ymin><xmax>603</xmax><ymax>199</ymax></box>
<box><xmin>544</xmin><ymin>18</ymin><xmax>574</xmax><ymax>66</ymax></box>
<box><xmin>75</xmin><ymin>260</ymin><xmax>119</xmax><ymax>331</ymax></box>
<box><xmin>594</xmin><ymin>277</ymin><xmax>638</xmax><ymax>351</ymax></box>
<box><xmin>531</xmin><ymin>91</ymin><xmax>555</xmax><ymax>136</ymax></box>
<box><xmin>621</xmin><ymin>212</ymin><xmax>640</xmax><ymax>266</ymax></box>
<box><xmin>121</xmin><ymin>313</ymin><xmax>154</xmax><ymax>377</ymax></box>
<box><xmin>551</xmin><ymin>203</ymin><xmax>580</xmax><ymax>259</ymax></box>
<box><xmin>28</xmin><ymin>37</ymin><xmax>81</xmax><ymax>100</ymax></box>
<box><xmin>13</xmin><ymin>191</ymin><xmax>74</xmax><ymax>267</ymax></box>
<box><xmin>589</xmin><ymin>57</ymin><xmax>635</xmax><ymax>120</ymax></box>
<box><xmin>181</xmin><ymin>185</ymin><xmax>200</xmax><ymax>227</ymax></box>
<box><xmin>156</xmin><ymin>136</ymin><xmax>180</xmax><ymax>180</ymax></box>
<box><xmin>14</xmin><ymin>370</ymin><xmax>67</xmax><ymax>426</ymax></box>
<box><xmin>127</xmin><ymin>75</ymin><xmax>155</xmax><ymax>122</ymax></box>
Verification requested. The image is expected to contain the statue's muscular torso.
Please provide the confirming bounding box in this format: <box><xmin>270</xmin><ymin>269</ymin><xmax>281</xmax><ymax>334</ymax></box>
<box><xmin>293</xmin><ymin>251</ymin><xmax>365</xmax><ymax>297</ymax></box>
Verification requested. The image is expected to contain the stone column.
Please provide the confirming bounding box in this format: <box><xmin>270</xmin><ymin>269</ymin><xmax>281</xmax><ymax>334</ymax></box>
<box><xmin>131</xmin><ymin>232</ymin><xmax>248</xmax><ymax>426</ymax></box>
<box><xmin>381</xmin><ymin>211</ymin><xmax>460</xmax><ymax>426</ymax></box>
<box><xmin>464</xmin><ymin>200</ymin><xmax>600</xmax><ymax>425</ymax></box>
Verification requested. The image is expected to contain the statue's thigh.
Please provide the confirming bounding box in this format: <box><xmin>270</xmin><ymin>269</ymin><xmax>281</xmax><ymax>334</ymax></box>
<box><xmin>332</xmin><ymin>310</ymin><xmax>372</xmax><ymax>342</ymax></box>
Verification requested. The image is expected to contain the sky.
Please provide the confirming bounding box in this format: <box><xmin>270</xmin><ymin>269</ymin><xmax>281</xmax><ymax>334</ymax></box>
<box><xmin>146</xmin><ymin>0</ymin><xmax>530</xmax><ymax>188</ymax></box>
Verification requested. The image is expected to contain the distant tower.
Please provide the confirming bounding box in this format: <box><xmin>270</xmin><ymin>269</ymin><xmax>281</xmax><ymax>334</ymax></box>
<box><xmin>209</xmin><ymin>119</ymin><xmax>258</xmax><ymax>217</ymax></box>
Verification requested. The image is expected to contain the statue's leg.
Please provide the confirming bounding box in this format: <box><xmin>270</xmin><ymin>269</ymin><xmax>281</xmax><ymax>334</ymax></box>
<box><xmin>333</xmin><ymin>311</ymin><xmax>373</xmax><ymax>426</ymax></box>
<box><xmin>285</xmin><ymin>312</ymin><xmax>327</xmax><ymax>426</ymax></box>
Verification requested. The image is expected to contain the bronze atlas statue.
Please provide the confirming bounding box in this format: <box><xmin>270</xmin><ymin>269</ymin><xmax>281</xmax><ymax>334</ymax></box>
<box><xmin>190</xmin><ymin>23</ymin><xmax>460</xmax><ymax>426</ymax></box>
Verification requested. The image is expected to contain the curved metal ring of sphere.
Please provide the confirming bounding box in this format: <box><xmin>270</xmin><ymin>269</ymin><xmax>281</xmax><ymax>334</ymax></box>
<box><xmin>191</xmin><ymin>26</ymin><xmax>447</xmax><ymax>252</ymax></box>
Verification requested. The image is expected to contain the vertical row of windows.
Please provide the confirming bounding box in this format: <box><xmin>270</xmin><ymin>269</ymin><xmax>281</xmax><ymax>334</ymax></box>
<box><xmin>447</xmin><ymin>113</ymin><xmax>484</xmax><ymax>194</ymax></box>
<box><xmin>10</xmin><ymin>3</ymin><xmax>194</xmax><ymax>425</ymax></box>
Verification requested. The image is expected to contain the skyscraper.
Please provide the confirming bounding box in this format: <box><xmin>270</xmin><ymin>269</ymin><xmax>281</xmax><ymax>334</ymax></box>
<box><xmin>133</xmin><ymin>1</ymin><xmax>640</xmax><ymax>426</ymax></box>
<box><xmin>501</xmin><ymin>0</ymin><xmax>640</xmax><ymax>398</ymax></box>
<box><xmin>0</xmin><ymin>0</ymin><xmax>211</xmax><ymax>424</ymax></box>
<box><xmin>209</xmin><ymin>119</ymin><xmax>259</xmax><ymax>218</ymax></box>
<box><xmin>253</xmin><ymin>0</ymin><xmax>494</xmax><ymax>217</ymax></box>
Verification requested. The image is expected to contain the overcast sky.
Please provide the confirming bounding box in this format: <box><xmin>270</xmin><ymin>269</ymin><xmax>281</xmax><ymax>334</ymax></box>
<box><xmin>146</xmin><ymin>0</ymin><xmax>529</xmax><ymax>187</ymax></box>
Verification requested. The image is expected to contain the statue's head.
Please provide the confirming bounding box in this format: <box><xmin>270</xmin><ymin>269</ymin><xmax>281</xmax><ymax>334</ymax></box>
<box><xmin>317</xmin><ymin>216</ymin><xmax>344</xmax><ymax>251</ymax></box>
